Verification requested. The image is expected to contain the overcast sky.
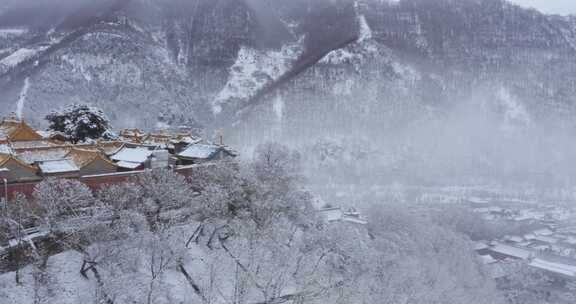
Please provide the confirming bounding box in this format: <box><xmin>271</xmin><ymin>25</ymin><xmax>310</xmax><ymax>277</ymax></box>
<box><xmin>511</xmin><ymin>0</ymin><xmax>576</xmax><ymax>15</ymax></box>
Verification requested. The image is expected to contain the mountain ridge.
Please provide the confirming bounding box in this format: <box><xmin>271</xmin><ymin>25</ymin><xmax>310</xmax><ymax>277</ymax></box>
<box><xmin>0</xmin><ymin>0</ymin><xmax>575</xmax><ymax>148</ymax></box>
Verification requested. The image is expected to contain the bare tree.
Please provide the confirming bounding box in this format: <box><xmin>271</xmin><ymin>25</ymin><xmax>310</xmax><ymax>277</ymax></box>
<box><xmin>131</xmin><ymin>169</ymin><xmax>196</xmax><ymax>232</ymax></box>
<box><xmin>31</xmin><ymin>178</ymin><xmax>95</xmax><ymax>232</ymax></box>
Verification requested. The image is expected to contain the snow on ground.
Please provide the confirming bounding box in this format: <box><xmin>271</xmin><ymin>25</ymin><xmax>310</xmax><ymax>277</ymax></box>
<box><xmin>321</xmin><ymin>47</ymin><xmax>360</xmax><ymax>66</ymax></box>
<box><xmin>497</xmin><ymin>87</ymin><xmax>531</xmax><ymax>132</ymax></box>
<box><xmin>333</xmin><ymin>79</ymin><xmax>355</xmax><ymax>96</ymax></box>
<box><xmin>16</xmin><ymin>77</ymin><xmax>30</xmax><ymax>119</ymax></box>
<box><xmin>391</xmin><ymin>61</ymin><xmax>421</xmax><ymax>83</ymax></box>
<box><xmin>61</xmin><ymin>53</ymin><xmax>143</xmax><ymax>85</ymax></box>
<box><xmin>0</xmin><ymin>251</ymin><xmax>93</xmax><ymax>304</ymax></box>
<box><xmin>0</xmin><ymin>46</ymin><xmax>48</xmax><ymax>73</ymax></box>
<box><xmin>273</xmin><ymin>94</ymin><xmax>284</xmax><ymax>122</ymax></box>
<box><xmin>0</xmin><ymin>28</ymin><xmax>28</xmax><ymax>38</ymax></box>
<box><xmin>320</xmin><ymin>16</ymin><xmax>378</xmax><ymax>66</ymax></box>
<box><xmin>60</xmin><ymin>54</ymin><xmax>106</xmax><ymax>82</ymax></box>
<box><xmin>358</xmin><ymin>14</ymin><xmax>373</xmax><ymax>42</ymax></box>
<box><xmin>212</xmin><ymin>40</ymin><xmax>304</xmax><ymax>114</ymax></box>
<box><xmin>0</xmin><ymin>219</ymin><xmax>303</xmax><ymax>304</ymax></box>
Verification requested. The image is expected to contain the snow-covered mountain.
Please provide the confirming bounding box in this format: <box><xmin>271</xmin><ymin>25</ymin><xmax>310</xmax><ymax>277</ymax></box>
<box><xmin>2</xmin><ymin>0</ymin><xmax>576</xmax><ymax>183</ymax></box>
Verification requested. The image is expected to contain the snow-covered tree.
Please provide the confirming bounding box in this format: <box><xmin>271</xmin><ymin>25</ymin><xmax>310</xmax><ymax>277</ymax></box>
<box><xmin>45</xmin><ymin>104</ymin><xmax>116</xmax><ymax>143</ymax></box>
<box><xmin>31</xmin><ymin>178</ymin><xmax>95</xmax><ymax>231</ymax></box>
<box><xmin>501</xmin><ymin>263</ymin><xmax>553</xmax><ymax>304</ymax></box>
<box><xmin>361</xmin><ymin>203</ymin><xmax>504</xmax><ymax>304</ymax></box>
<box><xmin>246</xmin><ymin>142</ymin><xmax>318</xmax><ymax>229</ymax></box>
<box><xmin>433</xmin><ymin>204</ymin><xmax>500</xmax><ymax>241</ymax></box>
<box><xmin>1</xmin><ymin>194</ymin><xmax>33</xmax><ymax>285</ymax></box>
<box><xmin>251</xmin><ymin>142</ymin><xmax>302</xmax><ymax>192</ymax></box>
<box><xmin>184</xmin><ymin>160</ymin><xmax>250</xmax><ymax>220</ymax></box>
<box><xmin>130</xmin><ymin>168</ymin><xmax>197</xmax><ymax>232</ymax></box>
<box><xmin>0</xmin><ymin>145</ymin><xmax>507</xmax><ymax>304</ymax></box>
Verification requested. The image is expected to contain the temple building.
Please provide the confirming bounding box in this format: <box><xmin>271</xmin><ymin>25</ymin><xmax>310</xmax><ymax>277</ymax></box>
<box><xmin>175</xmin><ymin>143</ymin><xmax>237</xmax><ymax>166</ymax></box>
<box><xmin>0</xmin><ymin>118</ymin><xmax>44</xmax><ymax>143</ymax></box>
<box><xmin>0</xmin><ymin>153</ymin><xmax>40</xmax><ymax>183</ymax></box>
<box><xmin>0</xmin><ymin>117</ymin><xmax>237</xmax><ymax>184</ymax></box>
<box><xmin>66</xmin><ymin>148</ymin><xmax>118</xmax><ymax>176</ymax></box>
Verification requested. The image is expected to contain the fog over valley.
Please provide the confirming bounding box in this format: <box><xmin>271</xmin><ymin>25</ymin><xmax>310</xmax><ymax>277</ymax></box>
<box><xmin>2</xmin><ymin>0</ymin><xmax>576</xmax><ymax>303</ymax></box>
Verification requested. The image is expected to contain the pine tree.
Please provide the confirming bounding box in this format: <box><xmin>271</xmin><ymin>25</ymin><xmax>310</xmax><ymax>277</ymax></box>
<box><xmin>45</xmin><ymin>104</ymin><xmax>116</xmax><ymax>143</ymax></box>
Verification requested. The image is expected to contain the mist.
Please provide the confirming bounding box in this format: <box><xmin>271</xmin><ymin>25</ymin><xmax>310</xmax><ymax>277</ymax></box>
<box><xmin>232</xmin><ymin>68</ymin><xmax>576</xmax><ymax>193</ymax></box>
<box><xmin>0</xmin><ymin>0</ymin><xmax>93</xmax><ymax>28</ymax></box>
<box><xmin>4</xmin><ymin>0</ymin><xmax>576</xmax><ymax>303</ymax></box>
<box><xmin>512</xmin><ymin>0</ymin><xmax>576</xmax><ymax>15</ymax></box>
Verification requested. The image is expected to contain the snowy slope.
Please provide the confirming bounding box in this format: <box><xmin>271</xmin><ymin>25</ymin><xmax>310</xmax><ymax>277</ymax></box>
<box><xmin>213</xmin><ymin>40</ymin><xmax>304</xmax><ymax>115</ymax></box>
<box><xmin>0</xmin><ymin>0</ymin><xmax>575</xmax><ymax>178</ymax></box>
<box><xmin>0</xmin><ymin>47</ymin><xmax>48</xmax><ymax>73</ymax></box>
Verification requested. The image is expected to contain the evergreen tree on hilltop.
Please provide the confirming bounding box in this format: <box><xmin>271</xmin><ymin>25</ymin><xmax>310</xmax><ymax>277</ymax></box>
<box><xmin>46</xmin><ymin>104</ymin><xmax>116</xmax><ymax>143</ymax></box>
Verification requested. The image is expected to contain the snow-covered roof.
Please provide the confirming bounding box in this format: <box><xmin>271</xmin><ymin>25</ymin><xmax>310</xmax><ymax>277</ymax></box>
<box><xmin>96</xmin><ymin>142</ymin><xmax>124</xmax><ymax>155</ymax></box>
<box><xmin>489</xmin><ymin>243</ymin><xmax>533</xmax><ymax>260</ymax></box>
<box><xmin>512</xmin><ymin>214</ymin><xmax>537</xmax><ymax>222</ymax></box>
<box><xmin>174</xmin><ymin>136</ymin><xmax>202</xmax><ymax>144</ymax></box>
<box><xmin>529</xmin><ymin>257</ymin><xmax>576</xmax><ymax>277</ymax></box>
<box><xmin>66</xmin><ymin>148</ymin><xmax>116</xmax><ymax>168</ymax></box>
<box><xmin>474</xmin><ymin>207</ymin><xmax>504</xmax><ymax>214</ymax></box>
<box><xmin>38</xmin><ymin>159</ymin><xmax>79</xmax><ymax>174</ymax></box>
<box><xmin>534</xmin><ymin>228</ymin><xmax>554</xmax><ymax>236</ymax></box>
<box><xmin>36</xmin><ymin>130</ymin><xmax>51</xmax><ymax>138</ymax></box>
<box><xmin>17</xmin><ymin>148</ymin><xmax>70</xmax><ymax>164</ymax></box>
<box><xmin>342</xmin><ymin>216</ymin><xmax>368</xmax><ymax>225</ymax></box>
<box><xmin>474</xmin><ymin>242</ymin><xmax>489</xmax><ymax>251</ymax></box>
<box><xmin>178</xmin><ymin>144</ymin><xmax>222</xmax><ymax>159</ymax></box>
<box><xmin>506</xmin><ymin>236</ymin><xmax>524</xmax><ymax>243</ymax></box>
<box><xmin>480</xmin><ymin>255</ymin><xmax>498</xmax><ymax>265</ymax></box>
<box><xmin>318</xmin><ymin>208</ymin><xmax>344</xmax><ymax>222</ymax></box>
<box><xmin>531</xmin><ymin>244</ymin><xmax>550</xmax><ymax>251</ymax></box>
<box><xmin>10</xmin><ymin>140</ymin><xmax>60</xmax><ymax>150</ymax></box>
<box><xmin>116</xmin><ymin>161</ymin><xmax>142</xmax><ymax>169</ymax></box>
<box><xmin>533</xmin><ymin>235</ymin><xmax>559</xmax><ymax>244</ymax></box>
<box><xmin>111</xmin><ymin>147</ymin><xmax>153</xmax><ymax>164</ymax></box>
<box><xmin>317</xmin><ymin>207</ymin><xmax>368</xmax><ymax>225</ymax></box>
<box><xmin>0</xmin><ymin>119</ymin><xmax>20</xmax><ymax>141</ymax></box>
<box><xmin>467</xmin><ymin>197</ymin><xmax>491</xmax><ymax>204</ymax></box>
<box><xmin>0</xmin><ymin>144</ymin><xmax>12</xmax><ymax>155</ymax></box>
<box><xmin>120</xmin><ymin>128</ymin><xmax>145</xmax><ymax>137</ymax></box>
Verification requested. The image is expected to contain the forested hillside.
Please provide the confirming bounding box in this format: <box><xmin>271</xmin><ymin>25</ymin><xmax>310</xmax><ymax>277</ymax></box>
<box><xmin>0</xmin><ymin>143</ymin><xmax>502</xmax><ymax>304</ymax></box>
